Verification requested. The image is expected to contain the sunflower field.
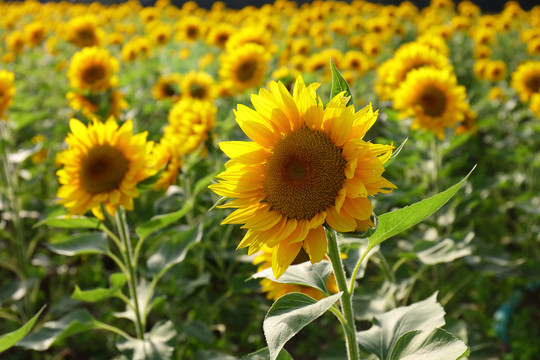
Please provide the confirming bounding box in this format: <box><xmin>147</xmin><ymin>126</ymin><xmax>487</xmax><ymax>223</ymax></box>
<box><xmin>0</xmin><ymin>0</ymin><xmax>539</xmax><ymax>359</ymax></box>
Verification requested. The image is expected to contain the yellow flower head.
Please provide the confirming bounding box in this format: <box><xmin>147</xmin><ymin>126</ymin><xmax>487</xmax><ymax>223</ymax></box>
<box><xmin>65</xmin><ymin>15</ymin><xmax>104</xmax><ymax>48</ymax></box>
<box><xmin>253</xmin><ymin>245</ymin><xmax>339</xmax><ymax>301</ymax></box>
<box><xmin>0</xmin><ymin>70</ymin><xmax>16</xmax><ymax>120</ymax></box>
<box><xmin>393</xmin><ymin>67</ymin><xmax>469</xmax><ymax>139</ymax></box>
<box><xmin>152</xmin><ymin>73</ymin><xmax>182</xmax><ymax>101</ymax></box>
<box><xmin>225</xmin><ymin>25</ymin><xmax>276</xmax><ymax>53</ymax></box>
<box><xmin>219</xmin><ymin>43</ymin><xmax>269</xmax><ymax>93</ymax></box>
<box><xmin>56</xmin><ymin>118</ymin><xmax>155</xmax><ymax>219</ymax></box>
<box><xmin>164</xmin><ymin>98</ymin><xmax>216</xmax><ymax>155</ymax></box>
<box><xmin>66</xmin><ymin>90</ymin><xmax>128</xmax><ymax>121</ymax></box>
<box><xmin>511</xmin><ymin>61</ymin><xmax>540</xmax><ymax>102</ymax></box>
<box><xmin>175</xmin><ymin>16</ymin><xmax>206</xmax><ymax>42</ymax></box>
<box><xmin>68</xmin><ymin>47</ymin><xmax>119</xmax><ymax>92</ymax></box>
<box><xmin>529</xmin><ymin>93</ymin><xmax>540</xmax><ymax>119</ymax></box>
<box><xmin>24</xmin><ymin>21</ymin><xmax>46</xmax><ymax>48</ymax></box>
<box><xmin>6</xmin><ymin>31</ymin><xmax>25</xmax><ymax>54</ymax></box>
<box><xmin>483</xmin><ymin>60</ymin><xmax>507</xmax><ymax>82</ymax></box>
<box><xmin>149</xmin><ymin>24</ymin><xmax>172</xmax><ymax>46</ymax></box>
<box><xmin>151</xmin><ymin>136</ymin><xmax>183</xmax><ymax>192</ymax></box>
<box><xmin>180</xmin><ymin>70</ymin><xmax>215</xmax><ymax>101</ymax></box>
<box><xmin>376</xmin><ymin>42</ymin><xmax>451</xmax><ymax>100</ymax></box>
<box><xmin>206</xmin><ymin>22</ymin><xmax>235</xmax><ymax>48</ymax></box>
<box><xmin>209</xmin><ymin>76</ymin><xmax>395</xmax><ymax>278</ymax></box>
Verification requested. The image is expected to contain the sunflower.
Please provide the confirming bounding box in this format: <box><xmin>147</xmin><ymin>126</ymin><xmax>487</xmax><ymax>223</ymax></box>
<box><xmin>511</xmin><ymin>61</ymin><xmax>540</xmax><ymax>102</ymax></box>
<box><xmin>206</xmin><ymin>23</ymin><xmax>235</xmax><ymax>48</ymax></box>
<box><xmin>375</xmin><ymin>42</ymin><xmax>451</xmax><ymax>100</ymax></box>
<box><xmin>151</xmin><ymin>136</ymin><xmax>183</xmax><ymax>192</ymax></box>
<box><xmin>66</xmin><ymin>90</ymin><xmax>128</xmax><ymax>121</ymax></box>
<box><xmin>253</xmin><ymin>246</ymin><xmax>338</xmax><ymax>301</ymax></box>
<box><xmin>209</xmin><ymin>76</ymin><xmax>395</xmax><ymax>278</ymax></box>
<box><xmin>24</xmin><ymin>21</ymin><xmax>46</xmax><ymax>48</ymax></box>
<box><xmin>219</xmin><ymin>43</ymin><xmax>269</xmax><ymax>93</ymax></box>
<box><xmin>343</xmin><ymin>50</ymin><xmax>371</xmax><ymax>75</ymax></box>
<box><xmin>152</xmin><ymin>73</ymin><xmax>182</xmax><ymax>101</ymax></box>
<box><xmin>483</xmin><ymin>60</ymin><xmax>507</xmax><ymax>82</ymax></box>
<box><xmin>6</xmin><ymin>31</ymin><xmax>25</xmax><ymax>54</ymax></box>
<box><xmin>180</xmin><ymin>70</ymin><xmax>215</xmax><ymax>101</ymax></box>
<box><xmin>175</xmin><ymin>16</ymin><xmax>206</xmax><ymax>42</ymax></box>
<box><xmin>530</xmin><ymin>93</ymin><xmax>540</xmax><ymax>119</ymax></box>
<box><xmin>392</xmin><ymin>67</ymin><xmax>469</xmax><ymax>139</ymax></box>
<box><xmin>65</xmin><ymin>15</ymin><xmax>103</xmax><ymax>48</ymax></box>
<box><xmin>149</xmin><ymin>24</ymin><xmax>172</xmax><ymax>46</ymax></box>
<box><xmin>68</xmin><ymin>47</ymin><xmax>119</xmax><ymax>92</ymax></box>
<box><xmin>225</xmin><ymin>25</ymin><xmax>276</xmax><ymax>53</ymax></box>
<box><xmin>0</xmin><ymin>70</ymin><xmax>16</xmax><ymax>120</ymax></box>
<box><xmin>164</xmin><ymin>98</ymin><xmax>216</xmax><ymax>155</ymax></box>
<box><xmin>56</xmin><ymin>118</ymin><xmax>155</xmax><ymax>219</ymax></box>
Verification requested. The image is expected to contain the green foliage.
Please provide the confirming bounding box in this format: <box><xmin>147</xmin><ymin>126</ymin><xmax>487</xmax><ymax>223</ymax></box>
<box><xmin>356</xmin><ymin>294</ymin><xmax>467</xmax><ymax>360</ymax></box>
<box><xmin>0</xmin><ymin>306</ymin><xmax>45</xmax><ymax>353</ymax></box>
<box><xmin>263</xmin><ymin>292</ymin><xmax>342</xmax><ymax>360</ymax></box>
<box><xmin>330</xmin><ymin>59</ymin><xmax>353</xmax><ymax>106</ymax></box>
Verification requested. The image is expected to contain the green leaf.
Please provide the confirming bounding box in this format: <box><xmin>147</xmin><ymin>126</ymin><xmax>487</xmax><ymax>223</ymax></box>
<box><xmin>384</xmin><ymin>137</ymin><xmax>408</xmax><ymax>168</ymax></box>
<box><xmin>45</xmin><ymin>233</ymin><xmax>108</xmax><ymax>256</ymax></box>
<box><xmin>264</xmin><ymin>292</ymin><xmax>342</xmax><ymax>360</ymax></box>
<box><xmin>147</xmin><ymin>222</ymin><xmax>203</xmax><ymax>275</ymax></box>
<box><xmin>18</xmin><ymin>310</ymin><xmax>102</xmax><ymax>351</ymax></box>
<box><xmin>330</xmin><ymin>58</ymin><xmax>353</xmax><ymax>106</ymax></box>
<box><xmin>116</xmin><ymin>321</ymin><xmax>176</xmax><ymax>360</ymax></box>
<box><xmin>71</xmin><ymin>273</ymin><xmax>127</xmax><ymax>303</ymax></box>
<box><xmin>135</xmin><ymin>202</ymin><xmax>191</xmax><ymax>241</ymax></box>
<box><xmin>356</xmin><ymin>293</ymin><xmax>446</xmax><ymax>360</ymax></box>
<box><xmin>241</xmin><ymin>347</ymin><xmax>293</xmax><ymax>360</ymax></box>
<box><xmin>193</xmin><ymin>171</ymin><xmax>219</xmax><ymax>198</ymax></box>
<box><xmin>35</xmin><ymin>216</ymin><xmax>104</xmax><ymax>230</ymax></box>
<box><xmin>389</xmin><ymin>328</ymin><xmax>468</xmax><ymax>360</ymax></box>
<box><xmin>0</xmin><ymin>306</ymin><xmax>45</xmax><ymax>353</ymax></box>
<box><xmin>366</xmin><ymin>166</ymin><xmax>476</xmax><ymax>252</ymax></box>
<box><xmin>413</xmin><ymin>238</ymin><xmax>473</xmax><ymax>265</ymax></box>
<box><xmin>252</xmin><ymin>261</ymin><xmax>333</xmax><ymax>294</ymax></box>
<box><xmin>137</xmin><ymin>164</ymin><xmax>166</xmax><ymax>190</ymax></box>
<box><xmin>193</xmin><ymin>350</ymin><xmax>237</xmax><ymax>360</ymax></box>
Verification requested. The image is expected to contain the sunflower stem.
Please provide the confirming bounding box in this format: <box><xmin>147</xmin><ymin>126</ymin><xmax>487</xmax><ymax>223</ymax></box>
<box><xmin>115</xmin><ymin>207</ymin><xmax>145</xmax><ymax>339</ymax></box>
<box><xmin>326</xmin><ymin>228</ymin><xmax>360</xmax><ymax>360</ymax></box>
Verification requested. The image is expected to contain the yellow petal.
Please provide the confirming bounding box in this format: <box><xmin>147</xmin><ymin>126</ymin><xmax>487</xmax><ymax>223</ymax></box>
<box><xmin>303</xmin><ymin>226</ymin><xmax>327</xmax><ymax>264</ymax></box>
<box><xmin>272</xmin><ymin>240</ymin><xmax>303</xmax><ymax>279</ymax></box>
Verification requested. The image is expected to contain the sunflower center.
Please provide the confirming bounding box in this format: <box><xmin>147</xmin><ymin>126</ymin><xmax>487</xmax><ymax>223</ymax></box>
<box><xmin>162</xmin><ymin>83</ymin><xmax>176</xmax><ymax>97</ymax></box>
<box><xmin>216</xmin><ymin>33</ymin><xmax>229</xmax><ymax>46</ymax></box>
<box><xmin>525</xmin><ymin>75</ymin><xmax>540</xmax><ymax>93</ymax></box>
<box><xmin>236</xmin><ymin>59</ymin><xmax>258</xmax><ymax>82</ymax></box>
<box><xmin>417</xmin><ymin>86</ymin><xmax>446</xmax><ymax>117</ymax></box>
<box><xmin>186</xmin><ymin>26</ymin><xmax>199</xmax><ymax>39</ymax></box>
<box><xmin>77</xmin><ymin>28</ymin><xmax>96</xmax><ymax>42</ymax></box>
<box><xmin>263</xmin><ymin>127</ymin><xmax>347</xmax><ymax>220</ymax></box>
<box><xmin>80</xmin><ymin>144</ymin><xmax>129</xmax><ymax>194</ymax></box>
<box><xmin>189</xmin><ymin>83</ymin><xmax>207</xmax><ymax>99</ymax></box>
<box><xmin>82</xmin><ymin>64</ymin><xmax>106</xmax><ymax>85</ymax></box>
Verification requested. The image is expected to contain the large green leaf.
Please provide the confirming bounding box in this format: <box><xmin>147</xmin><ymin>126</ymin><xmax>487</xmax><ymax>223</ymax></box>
<box><xmin>147</xmin><ymin>222</ymin><xmax>203</xmax><ymax>276</ymax></box>
<box><xmin>384</xmin><ymin>137</ymin><xmax>408</xmax><ymax>168</ymax></box>
<box><xmin>71</xmin><ymin>273</ymin><xmax>127</xmax><ymax>303</ymax></box>
<box><xmin>389</xmin><ymin>328</ymin><xmax>468</xmax><ymax>360</ymax></box>
<box><xmin>367</xmin><ymin>166</ymin><xmax>475</xmax><ymax>252</ymax></box>
<box><xmin>330</xmin><ymin>58</ymin><xmax>353</xmax><ymax>106</ymax></box>
<box><xmin>241</xmin><ymin>347</ymin><xmax>293</xmax><ymax>360</ymax></box>
<box><xmin>0</xmin><ymin>306</ymin><xmax>45</xmax><ymax>353</ymax></box>
<box><xmin>356</xmin><ymin>293</ymin><xmax>458</xmax><ymax>360</ymax></box>
<box><xmin>135</xmin><ymin>202</ymin><xmax>191</xmax><ymax>241</ymax></box>
<box><xmin>264</xmin><ymin>292</ymin><xmax>342</xmax><ymax>360</ymax></box>
<box><xmin>18</xmin><ymin>310</ymin><xmax>103</xmax><ymax>351</ymax></box>
<box><xmin>45</xmin><ymin>233</ymin><xmax>108</xmax><ymax>256</ymax></box>
<box><xmin>35</xmin><ymin>216</ymin><xmax>104</xmax><ymax>230</ymax></box>
<box><xmin>252</xmin><ymin>261</ymin><xmax>333</xmax><ymax>294</ymax></box>
<box><xmin>116</xmin><ymin>321</ymin><xmax>176</xmax><ymax>360</ymax></box>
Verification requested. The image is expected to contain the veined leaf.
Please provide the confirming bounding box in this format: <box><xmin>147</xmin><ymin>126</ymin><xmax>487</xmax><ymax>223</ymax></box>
<box><xmin>241</xmin><ymin>347</ymin><xmax>293</xmax><ymax>360</ymax></box>
<box><xmin>71</xmin><ymin>273</ymin><xmax>127</xmax><ymax>303</ymax></box>
<box><xmin>252</xmin><ymin>261</ymin><xmax>333</xmax><ymax>295</ymax></box>
<box><xmin>45</xmin><ymin>233</ymin><xmax>108</xmax><ymax>256</ymax></box>
<box><xmin>35</xmin><ymin>216</ymin><xmax>104</xmax><ymax>230</ymax></box>
<box><xmin>356</xmin><ymin>293</ymin><xmax>460</xmax><ymax>360</ymax></box>
<box><xmin>330</xmin><ymin>58</ymin><xmax>353</xmax><ymax>106</ymax></box>
<box><xmin>264</xmin><ymin>292</ymin><xmax>342</xmax><ymax>360</ymax></box>
<box><xmin>389</xmin><ymin>328</ymin><xmax>468</xmax><ymax>360</ymax></box>
<box><xmin>0</xmin><ymin>306</ymin><xmax>45</xmax><ymax>353</ymax></box>
<box><xmin>384</xmin><ymin>137</ymin><xmax>408</xmax><ymax>168</ymax></box>
<box><xmin>147</xmin><ymin>222</ymin><xmax>203</xmax><ymax>276</ymax></box>
<box><xmin>367</xmin><ymin>166</ymin><xmax>476</xmax><ymax>252</ymax></box>
<box><xmin>116</xmin><ymin>321</ymin><xmax>176</xmax><ymax>360</ymax></box>
<box><xmin>135</xmin><ymin>202</ymin><xmax>191</xmax><ymax>241</ymax></box>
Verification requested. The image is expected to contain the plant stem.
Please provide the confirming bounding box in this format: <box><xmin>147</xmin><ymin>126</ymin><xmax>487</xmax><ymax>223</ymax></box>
<box><xmin>326</xmin><ymin>228</ymin><xmax>360</xmax><ymax>360</ymax></box>
<box><xmin>115</xmin><ymin>208</ymin><xmax>145</xmax><ymax>339</ymax></box>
